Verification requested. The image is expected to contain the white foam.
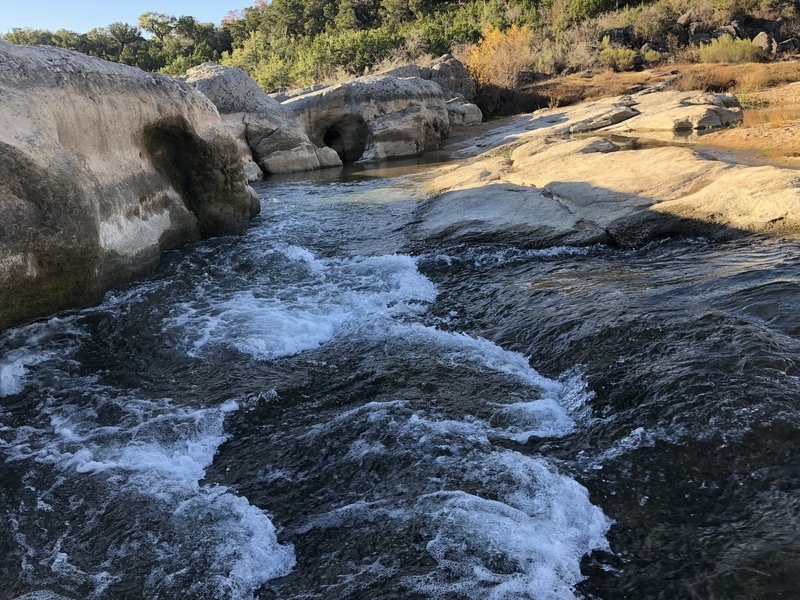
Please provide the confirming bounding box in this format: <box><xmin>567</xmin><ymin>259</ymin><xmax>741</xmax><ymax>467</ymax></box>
<box><xmin>0</xmin><ymin>316</ymin><xmax>82</xmax><ymax>397</ymax></box>
<box><xmin>421</xmin><ymin>245</ymin><xmax>599</xmax><ymax>269</ymax></box>
<box><xmin>163</xmin><ymin>251</ymin><xmax>437</xmax><ymax>360</ymax></box>
<box><xmin>6</xmin><ymin>393</ymin><xmax>295</xmax><ymax>598</ymax></box>
<box><xmin>393</xmin><ymin>323</ymin><xmax>563</xmax><ymax>394</ymax></box>
<box><xmin>290</xmin><ymin>398</ymin><xmax>610</xmax><ymax>598</ymax></box>
<box><xmin>410</xmin><ymin>451</ymin><xmax>612</xmax><ymax>599</ymax></box>
<box><xmin>0</xmin><ymin>349</ymin><xmax>49</xmax><ymax>397</ymax></box>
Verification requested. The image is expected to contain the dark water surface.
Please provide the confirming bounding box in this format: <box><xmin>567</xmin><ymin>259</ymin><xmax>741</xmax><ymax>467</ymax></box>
<box><xmin>1</xmin><ymin>164</ymin><xmax>799</xmax><ymax>599</ymax></box>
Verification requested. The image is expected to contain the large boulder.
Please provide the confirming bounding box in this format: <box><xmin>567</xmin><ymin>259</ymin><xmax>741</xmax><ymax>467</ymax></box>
<box><xmin>428</xmin><ymin>55</ymin><xmax>477</xmax><ymax>102</ymax></box>
<box><xmin>282</xmin><ymin>75</ymin><xmax>451</xmax><ymax>163</ymax></box>
<box><xmin>384</xmin><ymin>55</ymin><xmax>477</xmax><ymax>102</ymax></box>
<box><xmin>446</xmin><ymin>99</ymin><xmax>483</xmax><ymax>126</ymax></box>
<box><xmin>183</xmin><ymin>63</ymin><xmax>341</xmax><ymax>177</ymax></box>
<box><xmin>0</xmin><ymin>41</ymin><xmax>259</xmax><ymax>331</ymax></box>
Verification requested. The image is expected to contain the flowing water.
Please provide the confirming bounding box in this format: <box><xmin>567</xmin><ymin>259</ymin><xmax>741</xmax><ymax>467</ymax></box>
<box><xmin>1</xmin><ymin>163</ymin><xmax>799</xmax><ymax>599</ymax></box>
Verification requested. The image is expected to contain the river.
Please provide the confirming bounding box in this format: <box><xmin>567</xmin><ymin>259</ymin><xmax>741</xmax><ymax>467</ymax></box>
<box><xmin>2</xmin><ymin>162</ymin><xmax>799</xmax><ymax>599</ymax></box>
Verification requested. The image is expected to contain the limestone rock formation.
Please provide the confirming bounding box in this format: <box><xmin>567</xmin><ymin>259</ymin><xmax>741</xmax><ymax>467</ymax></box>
<box><xmin>383</xmin><ymin>55</ymin><xmax>477</xmax><ymax>101</ymax></box>
<box><xmin>446</xmin><ymin>99</ymin><xmax>483</xmax><ymax>126</ymax></box>
<box><xmin>382</xmin><ymin>56</ymin><xmax>482</xmax><ymax>125</ymax></box>
<box><xmin>0</xmin><ymin>42</ymin><xmax>259</xmax><ymax>330</ymax></box>
<box><xmin>283</xmin><ymin>75</ymin><xmax>451</xmax><ymax>163</ymax></box>
<box><xmin>411</xmin><ymin>89</ymin><xmax>797</xmax><ymax>249</ymax></box>
<box><xmin>607</xmin><ymin>91</ymin><xmax>743</xmax><ymax>132</ymax></box>
<box><xmin>183</xmin><ymin>63</ymin><xmax>342</xmax><ymax>177</ymax></box>
<box><xmin>429</xmin><ymin>55</ymin><xmax>477</xmax><ymax>101</ymax></box>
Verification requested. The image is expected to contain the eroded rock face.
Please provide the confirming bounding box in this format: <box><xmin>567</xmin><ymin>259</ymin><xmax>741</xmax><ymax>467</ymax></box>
<box><xmin>283</xmin><ymin>75</ymin><xmax>451</xmax><ymax>163</ymax></box>
<box><xmin>384</xmin><ymin>55</ymin><xmax>477</xmax><ymax>101</ymax></box>
<box><xmin>0</xmin><ymin>42</ymin><xmax>259</xmax><ymax>330</ymax></box>
<box><xmin>446</xmin><ymin>99</ymin><xmax>483</xmax><ymax>126</ymax></box>
<box><xmin>183</xmin><ymin>63</ymin><xmax>342</xmax><ymax>176</ymax></box>
<box><xmin>382</xmin><ymin>56</ymin><xmax>482</xmax><ymax>126</ymax></box>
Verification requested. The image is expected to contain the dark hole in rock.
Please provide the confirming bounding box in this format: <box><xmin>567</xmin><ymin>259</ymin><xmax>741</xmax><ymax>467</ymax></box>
<box><xmin>322</xmin><ymin>116</ymin><xmax>368</xmax><ymax>163</ymax></box>
<box><xmin>144</xmin><ymin>118</ymin><xmax>247</xmax><ymax>236</ymax></box>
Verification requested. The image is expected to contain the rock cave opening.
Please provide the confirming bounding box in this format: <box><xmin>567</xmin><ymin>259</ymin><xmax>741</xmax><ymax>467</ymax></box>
<box><xmin>144</xmin><ymin>119</ymin><xmax>247</xmax><ymax>236</ymax></box>
<box><xmin>321</xmin><ymin>116</ymin><xmax>368</xmax><ymax>163</ymax></box>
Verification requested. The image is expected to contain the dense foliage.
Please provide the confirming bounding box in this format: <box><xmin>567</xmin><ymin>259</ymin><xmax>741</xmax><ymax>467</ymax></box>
<box><xmin>3</xmin><ymin>0</ymin><xmax>798</xmax><ymax>91</ymax></box>
<box><xmin>3</xmin><ymin>13</ymin><xmax>233</xmax><ymax>74</ymax></box>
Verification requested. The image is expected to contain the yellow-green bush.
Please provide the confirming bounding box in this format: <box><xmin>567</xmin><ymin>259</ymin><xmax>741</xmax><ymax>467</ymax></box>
<box><xmin>464</xmin><ymin>25</ymin><xmax>535</xmax><ymax>88</ymax></box>
<box><xmin>698</xmin><ymin>35</ymin><xmax>764</xmax><ymax>63</ymax></box>
<box><xmin>599</xmin><ymin>36</ymin><xmax>637</xmax><ymax>71</ymax></box>
<box><xmin>643</xmin><ymin>48</ymin><xmax>667</xmax><ymax>63</ymax></box>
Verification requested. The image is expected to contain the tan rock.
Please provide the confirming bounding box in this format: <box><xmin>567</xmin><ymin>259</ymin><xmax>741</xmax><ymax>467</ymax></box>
<box><xmin>447</xmin><ymin>100</ymin><xmax>483</xmax><ymax>126</ymax></box>
<box><xmin>414</xmin><ymin>89</ymin><xmax>798</xmax><ymax>249</ymax></box>
<box><xmin>283</xmin><ymin>75</ymin><xmax>450</xmax><ymax>163</ymax></box>
<box><xmin>184</xmin><ymin>63</ymin><xmax>342</xmax><ymax>175</ymax></box>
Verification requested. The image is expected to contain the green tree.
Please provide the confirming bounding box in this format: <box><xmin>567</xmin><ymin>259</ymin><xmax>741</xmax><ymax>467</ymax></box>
<box><xmin>107</xmin><ymin>22</ymin><xmax>142</xmax><ymax>58</ymax></box>
<box><xmin>138</xmin><ymin>12</ymin><xmax>176</xmax><ymax>41</ymax></box>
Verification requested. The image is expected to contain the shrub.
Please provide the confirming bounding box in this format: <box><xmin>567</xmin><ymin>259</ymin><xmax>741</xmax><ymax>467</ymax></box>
<box><xmin>643</xmin><ymin>48</ymin><xmax>667</xmax><ymax>63</ymax></box>
<box><xmin>598</xmin><ymin>36</ymin><xmax>637</xmax><ymax>71</ymax></box>
<box><xmin>463</xmin><ymin>25</ymin><xmax>535</xmax><ymax>88</ymax></box>
<box><xmin>698</xmin><ymin>35</ymin><xmax>764</xmax><ymax>63</ymax></box>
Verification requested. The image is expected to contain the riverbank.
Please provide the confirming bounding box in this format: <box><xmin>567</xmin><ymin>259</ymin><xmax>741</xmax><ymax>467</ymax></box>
<box><xmin>405</xmin><ymin>80</ymin><xmax>800</xmax><ymax>250</ymax></box>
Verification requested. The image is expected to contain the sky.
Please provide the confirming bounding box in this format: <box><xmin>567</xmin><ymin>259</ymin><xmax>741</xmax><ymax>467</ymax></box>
<box><xmin>0</xmin><ymin>0</ymin><xmax>253</xmax><ymax>33</ymax></box>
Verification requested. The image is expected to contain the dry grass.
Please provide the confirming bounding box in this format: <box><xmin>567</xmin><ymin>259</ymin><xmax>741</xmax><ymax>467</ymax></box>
<box><xmin>486</xmin><ymin>61</ymin><xmax>800</xmax><ymax>116</ymax></box>
<box><xmin>742</xmin><ymin>108</ymin><xmax>800</xmax><ymax>128</ymax></box>
<box><xmin>672</xmin><ymin>61</ymin><xmax>800</xmax><ymax>96</ymax></box>
<box><xmin>520</xmin><ymin>70</ymin><xmax>659</xmax><ymax>107</ymax></box>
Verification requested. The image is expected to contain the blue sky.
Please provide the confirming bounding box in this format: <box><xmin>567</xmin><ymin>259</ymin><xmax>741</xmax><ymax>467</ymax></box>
<box><xmin>0</xmin><ymin>1</ymin><xmax>253</xmax><ymax>33</ymax></box>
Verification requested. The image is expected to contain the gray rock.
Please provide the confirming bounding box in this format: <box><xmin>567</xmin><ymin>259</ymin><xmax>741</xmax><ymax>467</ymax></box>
<box><xmin>713</xmin><ymin>25</ymin><xmax>739</xmax><ymax>39</ymax></box>
<box><xmin>383</xmin><ymin>56</ymin><xmax>476</xmax><ymax>101</ymax></box>
<box><xmin>690</xmin><ymin>32</ymin><xmax>713</xmax><ymax>45</ymax></box>
<box><xmin>598</xmin><ymin>26</ymin><xmax>636</xmax><ymax>47</ymax></box>
<box><xmin>0</xmin><ymin>42</ymin><xmax>258</xmax><ymax>330</ymax></box>
<box><xmin>688</xmin><ymin>22</ymin><xmax>706</xmax><ymax>36</ymax></box>
<box><xmin>568</xmin><ymin>106</ymin><xmax>640</xmax><ymax>134</ymax></box>
<box><xmin>752</xmin><ymin>31</ymin><xmax>776</xmax><ymax>54</ymax></box>
<box><xmin>446</xmin><ymin>99</ymin><xmax>483</xmax><ymax>125</ymax></box>
<box><xmin>429</xmin><ymin>56</ymin><xmax>476</xmax><ymax>101</ymax></box>
<box><xmin>184</xmin><ymin>63</ymin><xmax>342</xmax><ymax>175</ymax></box>
<box><xmin>283</xmin><ymin>75</ymin><xmax>451</xmax><ymax>163</ymax></box>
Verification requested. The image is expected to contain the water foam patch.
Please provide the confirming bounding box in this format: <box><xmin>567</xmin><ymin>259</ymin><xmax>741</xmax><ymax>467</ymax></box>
<box><xmin>386</xmin><ymin>323</ymin><xmax>594</xmax><ymax>442</ymax></box>
<box><xmin>285</xmin><ymin>398</ymin><xmax>610</xmax><ymax>598</ymax></box>
<box><xmin>4</xmin><ymin>390</ymin><xmax>295</xmax><ymax>598</ymax></box>
<box><xmin>0</xmin><ymin>317</ymin><xmax>84</xmax><ymax>397</ymax></box>
<box><xmin>163</xmin><ymin>251</ymin><xmax>437</xmax><ymax>360</ymax></box>
<box><xmin>420</xmin><ymin>244</ymin><xmax>601</xmax><ymax>270</ymax></box>
<box><xmin>0</xmin><ymin>349</ymin><xmax>49</xmax><ymax>397</ymax></box>
<box><xmin>410</xmin><ymin>451</ymin><xmax>611</xmax><ymax>599</ymax></box>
